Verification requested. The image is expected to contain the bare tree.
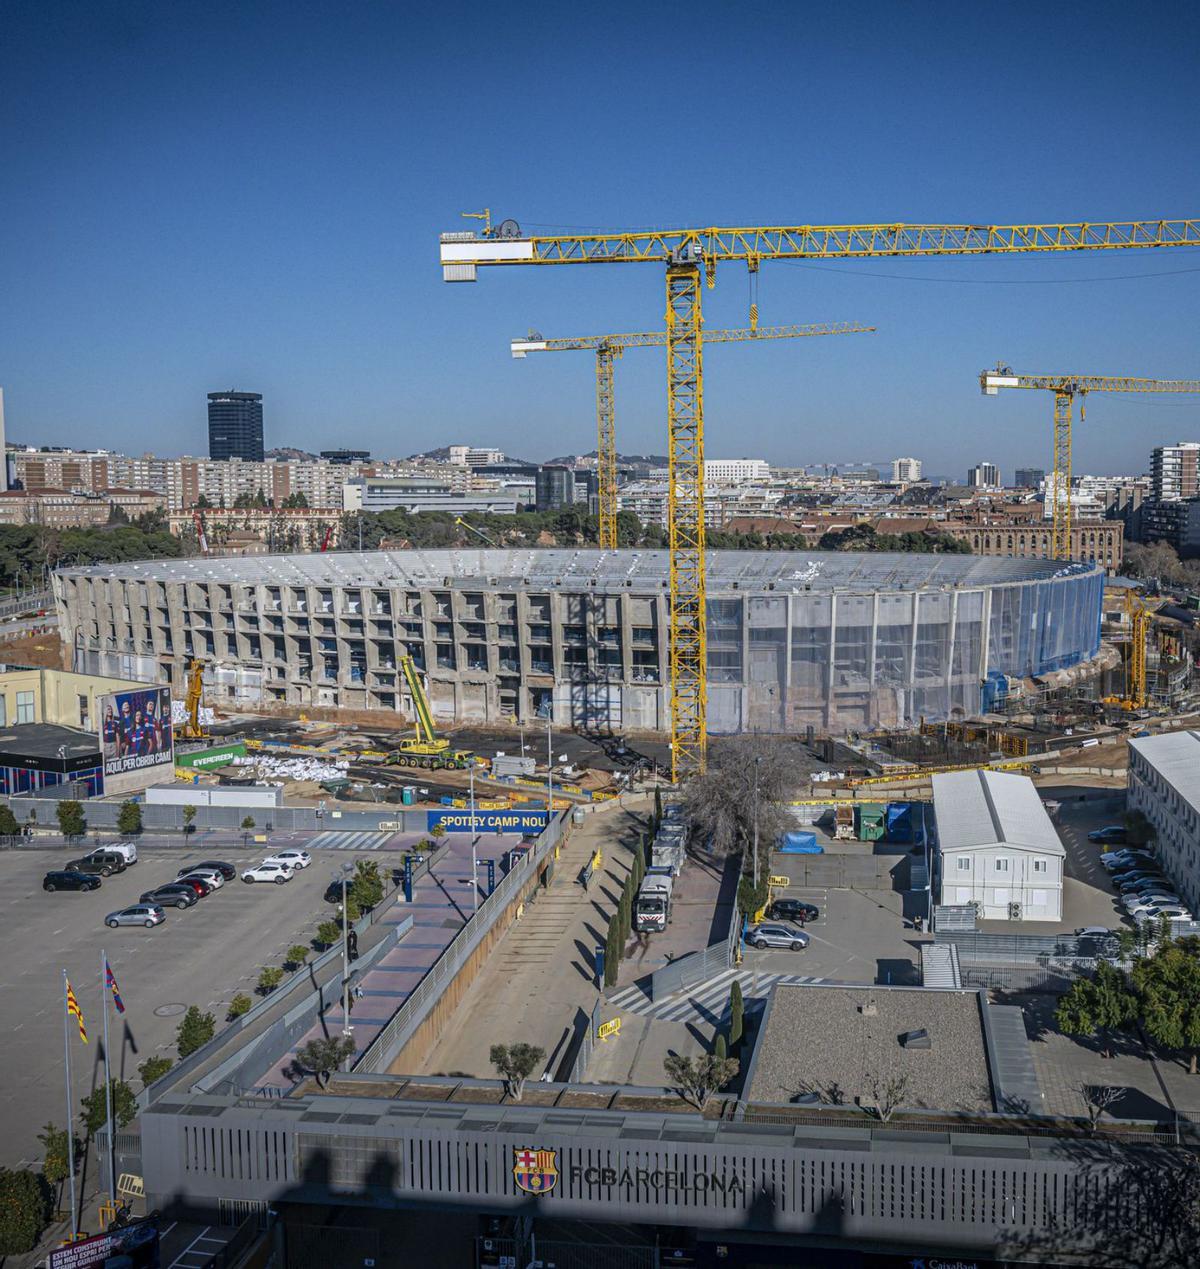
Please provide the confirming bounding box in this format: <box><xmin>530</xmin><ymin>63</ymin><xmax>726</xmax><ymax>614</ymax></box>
<box><xmin>1075</xmin><ymin>1083</ymin><xmax>1125</xmax><ymax>1134</ymax></box>
<box><xmin>865</xmin><ymin>1073</ymin><xmax>910</xmax><ymax>1123</ymax></box>
<box><xmin>682</xmin><ymin>736</ymin><xmax>797</xmax><ymax>864</ymax></box>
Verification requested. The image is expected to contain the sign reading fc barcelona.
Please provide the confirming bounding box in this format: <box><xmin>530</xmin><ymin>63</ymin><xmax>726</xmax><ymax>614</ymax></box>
<box><xmin>513</xmin><ymin>1148</ymin><xmax>559</xmax><ymax>1195</ymax></box>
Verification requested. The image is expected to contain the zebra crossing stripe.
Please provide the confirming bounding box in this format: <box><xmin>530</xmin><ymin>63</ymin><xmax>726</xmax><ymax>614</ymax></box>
<box><xmin>307</xmin><ymin>831</ymin><xmax>393</xmax><ymax>851</ymax></box>
<box><xmin>614</xmin><ymin>969</ymin><xmax>821</xmax><ymax>1021</ymax></box>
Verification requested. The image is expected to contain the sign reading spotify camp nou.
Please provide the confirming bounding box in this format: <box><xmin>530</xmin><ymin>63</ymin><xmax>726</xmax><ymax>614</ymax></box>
<box><xmin>427</xmin><ymin>809</ymin><xmax>549</xmax><ymax>834</ymax></box>
<box><xmin>98</xmin><ymin>686</ymin><xmax>174</xmax><ymax>795</ymax></box>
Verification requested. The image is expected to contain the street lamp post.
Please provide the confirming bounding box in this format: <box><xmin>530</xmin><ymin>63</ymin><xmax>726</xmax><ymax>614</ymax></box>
<box><xmin>752</xmin><ymin>755</ymin><xmax>762</xmax><ymax>890</ymax></box>
<box><xmin>546</xmin><ymin>710</ymin><xmax>553</xmax><ymax>811</ymax></box>
<box><xmin>338</xmin><ymin>862</ymin><xmax>354</xmax><ymax>1068</ymax></box>
<box><xmin>469</xmin><ymin>764</ymin><xmax>479</xmax><ymax>913</ymax></box>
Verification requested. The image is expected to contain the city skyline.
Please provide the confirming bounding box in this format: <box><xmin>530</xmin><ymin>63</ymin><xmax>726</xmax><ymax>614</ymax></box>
<box><xmin>2</xmin><ymin>3</ymin><xmax>1197</xmax><ymax>473</ymax></box>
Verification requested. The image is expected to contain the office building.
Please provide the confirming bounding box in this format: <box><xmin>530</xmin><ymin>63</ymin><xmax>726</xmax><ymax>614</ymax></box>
<box><xmin>343</xmin><ymin>476</ymin><xmax>516</xmax><ymax>517</ymax></box>
<box><xmin>1142</xmin><ymin>497</ymin><xmax>1200</xmax><ymax>559</ymax></box>
<box><xmin>535</xmin><ymin>465</ymin><xmax>576</xmax><ymax>512</ymax></box>
<box><xmin>704</xmin><ymin>458</ymin><xmax>770</xmax><ymax>484</ymax></box>
<box><xmin>1127</xmin><ymin>730</ymin><xmax>1200</xmax><ymax>918</ymax></box>
<box><xmin>1014</xmin><ymin>468</ymin><xmax>1044</xmax><ymax>489</ymax></box>
<box><xmin>0</xmin><ymin>388</ymin><xmax>7</xmax><ymax>492</ymax></box>
<box><xmin>967</xmin><ymin>462</ymin><xmax>1000</xmax><ymax>489</ymax></box>
<box><xmin>1150</xmin><ymin>441</ymin><xmax>1200</xmax><ymax>502</ymax></box>
<box><xmin>891</xmin><ymin>457</ymin><xmax>922</xmax><ymax>483</ymax></box>
<box><xmin>207</xmin><ymin>390</ymin><xmax>264</xmax><ymax>462</ymax></box>
<box><xmin>320</xmin><ymin>449</ymin><xmax>370</xmax><ymax>465</ymax></box>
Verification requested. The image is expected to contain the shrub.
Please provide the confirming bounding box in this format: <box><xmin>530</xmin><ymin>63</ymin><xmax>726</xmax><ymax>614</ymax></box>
<box><xmin>227</xmin><ymin>993</ymin><xmax>252</xmax><ymax>1020</ymax></box>
<box><xmin>176</xmin><ymin>1005</ymin><xmax>216</xmax><ymax>1056</ymax></box>
<box><xmin>714</xmin><ymin>1033</ymin><xmax>728</xmax><ymax>1061</ymax></box>
<box><xmin>138</xmin><ymin>1056</ymin><xmax>174</xmax><ymax>1087</ymax></box>
<box><xmin>0</xmin><ymin>1167</ymin><xmax>49</xmax><ymax>1254</ymax></box>
<box><xmin>316</xmin><ymin>919</ymin><xmax>343</xmax><ymax>949</ymax></box>
<box><xmin>80</xmin><ymin>1079</ymin><xmax>137</xmax><ymax>1137</ymax></box>
<box><xmin>0</xmin><ymin>805</ymin><xmax>20</xmax><ymax>837</ymax></box>
<box><xmin>37</xmin><ymin>1124</ymin><xmax>69</xmax><ymax>1187</ymax></box>
<box><xmin>241</xmin><ymin>815</ymin><xmax>256</xmax><ymax>830</ymax></box>
<box><xmin>257</xmin><ymin>966</ymin><xmax>284</xmax><ymax>994</ymax></box>
<box><xmin>286</xmin><ymin>944</ymin><xmax>310</xmax><ymax>969</ymax></box>
<box><xmin>350</xmin><ymin>859</ymin><xmax>384</xmax><ymax>910</ymax></box>
<box><xmin>56</xmin><ymin>800</ymin><xmax>86</xmax><ymax>838</ymax></box>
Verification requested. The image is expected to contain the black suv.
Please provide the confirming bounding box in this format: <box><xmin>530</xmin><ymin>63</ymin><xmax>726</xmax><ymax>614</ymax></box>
<box><xmin>44</xmin><ymin>870</ymin><xmax>103</xmax><ymax>892</ymax></box>
<box><xmin>767</xmin><ymin>897</ymin><xmax>820</xmax><ymax>924</ymax></box>
<box><xmin>66</xmin><ymin>851</ymin><xmax>127</xmax><ymax>877</ymax></box>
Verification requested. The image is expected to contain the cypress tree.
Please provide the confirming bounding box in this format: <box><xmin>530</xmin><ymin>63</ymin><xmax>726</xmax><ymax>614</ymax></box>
<box><xmin>730</xmin><ymin>980</ymin><xmax>745</xmax><ymax>1049</ymax></box>
<box><xmin>604</xmin><ymin>913</ymin><xmax>620</xmax><ymax>987</ymax></box>
<box><xmin>714</xmin><ymin>1033</ymin><xmax>727</xmax><ymax>1061</ymax></box>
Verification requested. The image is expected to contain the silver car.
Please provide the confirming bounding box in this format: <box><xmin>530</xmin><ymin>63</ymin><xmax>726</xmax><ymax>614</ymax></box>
<box><xmin>747</xmin><ymin>923</ymin><xmax>810</xmax><ymax>951</ymax></box>
<box><xmin>106</xmin><ymin>904</ymin><xmax>165</xmax><ymax>929</ymax></box>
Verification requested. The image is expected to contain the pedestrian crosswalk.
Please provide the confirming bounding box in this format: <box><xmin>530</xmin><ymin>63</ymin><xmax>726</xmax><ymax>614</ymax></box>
<box><xmin>607</xmin><ymin>966</ymin><xmax>823</xmax><ymax>1024</ymax></box>
<box><xmin>306</xmin><ymin>830</ymin><xmax>394</xmax><ymax>851</ymax></box>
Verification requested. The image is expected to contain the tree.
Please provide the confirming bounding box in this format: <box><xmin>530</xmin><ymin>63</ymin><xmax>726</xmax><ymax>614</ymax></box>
<box><xmin>80</xmin><ymin>1078</ymin><xmax>137</xmax><ymax>1137</ymax></box>
<box><xmin>56</xmin><ymin>800</ymin><xmax>85</xmax><ymax>839</ymax></box>
<box><xmin>138</xmin><ymin>1056</ymin><xmax>174</xmax><ymax>1087</ymax></box>
<box><xmin>0</xmin><ymin>1167</ymin><xmax>49</xmax><ymax>1255</ymax></box>
<box><xmin>865</xmin><ymin>1073</ymin><xmax>910</xmax><ymax>1123</ymax></box>
<box><xmin>714</xmin><ymin>1033</ymin><xmax>728</xmax><ymax>1061</ymax></box>
<box><xmin>1074</xmin><ymin>1083</ymin><xmax>1125</xmax><ymax>1134</ymax></box>
<box><xmin>227</xmin><ymin>993</ymin><xmax>252</xmax><ymax>1020</ymax></box>
<box><xmin>37</xmin><ymin>1123</ymin><xmax>70</xmax><ymax>1191</ymax></box>
<box><xmin>350</xmin><ymin>858</ymin><xmax>384</xmax><ymax>911</ymax></box>
<box><xmin>316</xmin><ymin>919</ymin><xmax>343</xmax><ymax>949</ymax></box>
<box><xmin>181</xmin><ymin>804</ymin><xmax>197</xmax><ymax>837</ymax></box>
<box><xmin>489</xmin><ymin>1042</ymin><xmax>546</xmax><ymax>1100</ymax></box>
<box><xmin>1132</xmin><ymin>936</ymin><xmax>1200</xmax><ymax>1074</ymax></box>
<box><xmin>729</xmin><ymin>980</ymin><xmax>745</xmax><ymax>1049</ymax></box>
<box><xmin>430</xmin><ymin>823</ymin><xmax>447</xmax><ymax>839</ymax></box>
<box><xmin>0</xmin><ymin>804</ymin><xmax>19</xmax><ymax>837</ymax></box>
<box><xmin>257</xmin><ymin>966</ymin><xmax>284</xmax><ymax>994</ymax></box>
<box><xmin>653</xmin><ymin>787</ymin><xmax>663</xmax><ymax>829</ymax></box>
<box><xmin>282</xmin><ymin>491</ymin><xmax>309</xmax><ymax>509</ymax></box>
<box><xmin>1055</xmin><ymin>962</ymin><xmax>1139</xmax><ymax>1058</ymax></box>
<box><xmin>604</xmin><ymin>912</ymin><xmax>620</xmax><ymax>987</ymax></box>
<box><xmin>296</xmin><ymin>1036</ymin><xmax>356</xmax><ymax>1087</ymax></box>
<box><xmin>240</xmin><ymin>815</ymin><xmax>255</xmax><ymax>830</ymax></box>
<box><xmin>663</xmin><ymin>1053</ymin><xmax>739</xmax><ymax>1110</ymax></box>
<box><xmin>116</xmin><ymin>800</ymin><xmax>142</xmax><ymax>835</ymax></box>
<box><xmin>176</xmin><ymin>1005</ymin><xmax>216</xmax><ymax>1057</ymax></box>
<box><xmin>286</xmin><ymin>944</ymin><xmax>310</xmax><ymax>970</ymax></box>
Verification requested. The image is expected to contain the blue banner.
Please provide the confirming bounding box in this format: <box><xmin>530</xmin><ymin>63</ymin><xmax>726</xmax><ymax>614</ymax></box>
<box><xmin>427</xmin><ymin>809</ymin><xmax>550</xmax><ymax>834</ymax></box>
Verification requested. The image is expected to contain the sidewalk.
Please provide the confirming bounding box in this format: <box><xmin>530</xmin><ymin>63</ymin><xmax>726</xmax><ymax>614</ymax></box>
<box><xmin>417</xmin><ymin>799</ymin><xmax>652</xmax><ymax>1079</ymax></box>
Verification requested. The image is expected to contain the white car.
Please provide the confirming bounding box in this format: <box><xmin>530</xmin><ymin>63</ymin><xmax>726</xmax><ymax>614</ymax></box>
<box><xmin>1123</xmin><ymin>893</ymin><xmax>1180</xmax><ymax>913</ymax></box>
<box><xmin>178</xmin><ymin>866</ymin><xmax>225</xmax><ymax>889</ymax></box>
<box><xmin>242</xmin><ymin>861</ymin><xmax>295</xmax><ymax>885</ymax></box>
<box><xmin>105</xmin><ymin>841</ymin><xmax>139</xmax><ymax>866</ymax></box>
<box><xmin>264</xmin><ymin>849</ymin><xmax>311</xmax><ymax>870</ymax></box>
<box><xmin>1134</xmin><ymin>904</ymin><xmax>1192</xmax><ymax>923</ymax></box>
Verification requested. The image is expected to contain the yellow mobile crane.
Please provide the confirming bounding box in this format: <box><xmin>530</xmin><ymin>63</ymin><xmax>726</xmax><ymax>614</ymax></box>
<box><xmin>981</xmin><ymin>367</ymin><xmax>1200</xmax><ymax>559</ymax></box>
<box><xmin>512</xmin><ymin>321</ymin><xmax>875</xmax><ymax>549</ymax></box>
<box><xmin>390</xmin><ymin>654</ymin><xmax>474</xmax><ymax>769</ymax></box>
<box><xmin>442</xmin><ymin>215</ymin><xmax>1200</xmax><ymax>781</ymax></box>
<box><xmin>180</xmin><ymin>659</ymin><xmax>209</xmax><ymax>740</ymax></box>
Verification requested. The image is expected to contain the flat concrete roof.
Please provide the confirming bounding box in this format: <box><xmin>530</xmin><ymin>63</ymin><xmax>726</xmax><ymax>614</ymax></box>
<box><xmin>932</xmin><ymin>768</ymin><xmax>1064</xmax><ymax>857</ymax></box>
<box><xmin>745</xmin><ymin>983</ymin><xmax>994</xmax><ymax>1114</ymax></box>
<box><xmin>0</xmin><ymin>723</ymin><xmax>99</xmax><ymax>762</ymax></box>
<box><xmin>1130</xmin><ymin>729</ymin><xmax>1200</xmax><ymax>821</ymax></box>
<box><xmin>55</xmin><ymin>547</ymin><xmax>1098</xmax><ymax>593</ymax></box>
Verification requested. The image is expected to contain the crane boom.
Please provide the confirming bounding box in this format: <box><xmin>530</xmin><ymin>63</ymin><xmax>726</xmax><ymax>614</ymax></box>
<box><xmin>982</xmin><ymin>366</ymin><xmax>1200</xmax><ymax>559</ymax></box>
<box><xmin>515</xmin><ymin>321</ymin><xmax>876</xmax><ymax>548</ymax></box>
<box><xmin>394</xmin><ymin>655</ymin><xmax>475</xmax><ymax>770</ymax></box>
<box><xmin>443</xmin><ymin>212</ymin><xmax>1199</xmax><ymax>782</ymax></box>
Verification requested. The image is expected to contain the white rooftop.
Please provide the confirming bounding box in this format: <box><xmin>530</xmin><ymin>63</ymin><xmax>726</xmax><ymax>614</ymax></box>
<box><xmin>1129</xmin><ymin>729</ymin><xmax>1200</xmax><ymax>819</ymax></box>
<box><xmin>932</xmin><ymin>769</ymin><xmax>1064</xmax><ymax>857</ymax></box>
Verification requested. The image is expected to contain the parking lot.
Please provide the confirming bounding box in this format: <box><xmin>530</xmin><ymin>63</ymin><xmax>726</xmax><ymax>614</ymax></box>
<box><xmin>0</xmin><ymin>845</ymin><xmax>342</xmax><ymax>1169</ymax></box>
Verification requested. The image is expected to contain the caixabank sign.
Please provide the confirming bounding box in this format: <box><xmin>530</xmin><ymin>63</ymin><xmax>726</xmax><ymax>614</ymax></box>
<box><xmin>427</xmin><ymin>809</ymin><xmax>550</xmax><ymax>834</ymax></box>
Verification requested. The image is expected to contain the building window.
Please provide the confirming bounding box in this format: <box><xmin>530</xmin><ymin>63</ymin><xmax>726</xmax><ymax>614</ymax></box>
<box><xmin>957</xmin><ymin>857</ymin><xmax>971</xmax><ymax>871</ymax></box>
<box><xmin>16</xmin><ymin>691</ymin><xmax>35</xmax><ymax>725</ymax></box>
<box><xmin>994</xmin><ymin>857</ymin><xmax>1010</xmax><ymax>873</ymax></box>
<box><xmin>0</xmin><ymin>695</ymin><xmax>6</xmax><ymax>726</ymax></box>
<box><xmin>1033</xmin><ymin>858</ymin><xmax>1048</xmax><ymax>873</ymax></box>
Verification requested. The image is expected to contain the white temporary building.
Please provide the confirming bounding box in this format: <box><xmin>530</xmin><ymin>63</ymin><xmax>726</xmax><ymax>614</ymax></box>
<box><xmin>933</xmin><ymin>769</ymin><xmax>1064</xmax><ymax>922</ymax></box>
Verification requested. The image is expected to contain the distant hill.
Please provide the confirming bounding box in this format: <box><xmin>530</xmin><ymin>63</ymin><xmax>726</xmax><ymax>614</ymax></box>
<box><xmin>266</xmin><ymin>446</ymin><xmax>318</xmax><ymax>461</ymax></box>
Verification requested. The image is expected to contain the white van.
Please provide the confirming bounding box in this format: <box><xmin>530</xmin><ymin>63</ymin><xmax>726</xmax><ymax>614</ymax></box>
<box><xmin>104</xmin><ymin>840</ymin><xmax>139</xmax><ymax>866</ymax></box>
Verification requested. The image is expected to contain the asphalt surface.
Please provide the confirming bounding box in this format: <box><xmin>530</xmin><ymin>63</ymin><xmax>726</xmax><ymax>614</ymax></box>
<box><xmin>0</xmin><ymin>846</ymin><xmax>347</xmax><ymax>1170</ymax></box>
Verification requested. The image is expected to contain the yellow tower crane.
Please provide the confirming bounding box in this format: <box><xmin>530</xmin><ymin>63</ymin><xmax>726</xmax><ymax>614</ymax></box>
<box><xmin>441</xmin><ymin>216</ymin><xmax>1200</xmax><ymax>781</ymax></box>
<box><xmin>512</xmin><ymin>321</ymin><xmax>876</xmax><ymax>549</ymax></box>
<box><xmin>981</xmin><ymin>367</ymin><xmax>1200</xmax><ymax>560</ymax></box>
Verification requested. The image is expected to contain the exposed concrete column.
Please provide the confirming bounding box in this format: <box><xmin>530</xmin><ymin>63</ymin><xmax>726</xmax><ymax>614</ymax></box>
<box><xmin>946</xmin><ymin>589</ymin><xmax>959</xmax><ymax>719</ymax></box>
<box><xmin>826</xmin><ymin>593</ymin><xmax>838</xmax><ymax>732</ymax></box>
<box><xmin>868</xmin><ymin>592</ymin><xmax>880</xmax><ymax>729</ymax></box>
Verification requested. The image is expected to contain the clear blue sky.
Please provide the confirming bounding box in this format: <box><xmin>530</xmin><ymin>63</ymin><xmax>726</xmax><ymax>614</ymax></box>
<box><xmin>3</xmin><ymin>1</ymin><xmax>1198</xmax><ymax>477</ymax></box>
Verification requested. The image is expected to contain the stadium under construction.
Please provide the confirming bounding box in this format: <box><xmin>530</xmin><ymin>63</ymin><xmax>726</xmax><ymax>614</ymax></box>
<box><xmin>55</xmin><ymin>547</ymin><xmax>1106</xmax><ymax>734</ymax></box>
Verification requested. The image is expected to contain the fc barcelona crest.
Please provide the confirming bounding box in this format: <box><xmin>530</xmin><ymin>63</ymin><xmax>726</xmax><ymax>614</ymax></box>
<box><xmin>513</xmin><ymin>1147</ymin><xmax>558</xmax><ymax>1195</ymax></box>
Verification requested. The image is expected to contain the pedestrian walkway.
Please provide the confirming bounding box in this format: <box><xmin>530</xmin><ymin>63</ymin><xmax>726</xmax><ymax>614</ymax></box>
<box><xmin>606</xmin><ymin>966</ymin><xmax>823</xmax><ymax>1025</ymax></box>
<box><xmin>307</xmin><ymin>830</ymin><xmax>396</xmax><ymax>851</ymax></box>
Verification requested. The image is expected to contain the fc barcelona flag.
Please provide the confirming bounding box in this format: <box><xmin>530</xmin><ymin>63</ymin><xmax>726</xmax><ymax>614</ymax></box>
<box><xmin>105</xmin><ymin>960</ymin><xmax>126</xmax><ymax>1015</ymax></box>
<box><xmin>65</xmin><ymin>978</ymin><xmax>88</xmax><ymax>1043</ymax></box>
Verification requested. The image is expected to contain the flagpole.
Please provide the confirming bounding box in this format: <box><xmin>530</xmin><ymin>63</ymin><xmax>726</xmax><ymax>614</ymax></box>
<box><xmin>62</xmin><ymin>970</ymin><xmax>78</xmax><ymax>1238</ymax></box>
<box><xmin>101</xmin><ymin>950</ymin><xmax>115</xmax><ymax>1209</ymax></box>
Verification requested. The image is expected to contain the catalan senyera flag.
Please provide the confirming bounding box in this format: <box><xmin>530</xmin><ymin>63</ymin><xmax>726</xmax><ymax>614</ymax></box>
<box><xmin>65</xmin><ymin>977</ymin><xmax>88</xmax><ymax>1043</ymax></box>
<box><xmin>104</xmin><ymin>960</ymin><xmax>126</xmax><ymax>1015</ymax></box>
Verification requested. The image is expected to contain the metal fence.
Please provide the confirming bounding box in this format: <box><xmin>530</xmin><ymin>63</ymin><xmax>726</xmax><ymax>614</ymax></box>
<box><xmin>353</xmin><ymin>810</ymin><xmax>567</xmax><ymax>1074</ymax></box>
<box><xmin>649</xmin><ymin>890</ymin><xmax>741</xmax><ymax>1001</ymax></box>
<box><xmin>568</xmin><ymin>998</ymin><xmax>602</xmax><ymax>1084</ymax></box>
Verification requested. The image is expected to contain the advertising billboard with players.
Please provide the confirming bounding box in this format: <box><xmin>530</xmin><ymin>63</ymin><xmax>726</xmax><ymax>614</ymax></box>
<box><xmin>99</xmin><ymin>686</ymin><xmax>174</xmax><ymax>794</ymax></box>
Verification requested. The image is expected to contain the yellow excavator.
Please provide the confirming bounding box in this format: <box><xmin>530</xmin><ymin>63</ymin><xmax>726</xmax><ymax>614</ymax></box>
<box><xmin>180</xmin><ymin>659</ymin><xmax>209</xmax><ymax>740</ymax></box>
<box><xmin>389</xmin><ymin>656</ymin><xmax>474</xmax><ymax>769</ymax></box>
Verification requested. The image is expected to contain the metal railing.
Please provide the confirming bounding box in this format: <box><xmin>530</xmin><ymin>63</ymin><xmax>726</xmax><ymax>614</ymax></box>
<box><xmin>650</xmin><ymin>892</ymin><xmax>741</xmax><ymax>1001</ymax></box>
<box><xmin>353</xmin><ymin>811</ymin><xmax>567</xmax><ymax>1074</ymax></box>
<box><xmin>568</xmin><ymin>999</ymin><xmax>602</xmax><ymax>1084</ymax></box>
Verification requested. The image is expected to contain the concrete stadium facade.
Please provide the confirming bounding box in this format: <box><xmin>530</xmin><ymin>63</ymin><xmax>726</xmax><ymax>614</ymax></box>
<box><xmin>54</xmin><ymin>549</ymin><xmax>1104</xmax><ymax>733</ymax></box>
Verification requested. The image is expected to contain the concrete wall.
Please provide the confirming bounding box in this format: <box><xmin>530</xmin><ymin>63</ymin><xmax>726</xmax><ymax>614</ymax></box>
<box><xmin>0</xmin><ymin>666</ymin><xmax>145</xmax><ymax>731</ymax></box>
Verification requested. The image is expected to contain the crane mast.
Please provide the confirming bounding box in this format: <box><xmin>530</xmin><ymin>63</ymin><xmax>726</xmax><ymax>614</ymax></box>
<box><xmin>513</xmin><ymin>321</ymin><xmax>875</xmax><ymax>550</ymax></box>
<box><xmin>444</xmin><ymin>215</ymin><xmax>1199</xmax><ymax>781</ymax></box>
<box><xmin>981</xmin><ymin>367</ymin><xmax>1200</xmax><ymax>560</ymax></box>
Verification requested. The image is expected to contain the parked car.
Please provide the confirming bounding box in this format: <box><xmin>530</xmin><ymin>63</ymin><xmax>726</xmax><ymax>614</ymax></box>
<box><xmin>177</xmin><ymin>866</ymin><xmax>225</xmax><ymax>889</ymax></box>
<box><xmin>1088</xmin><ymin>826</ymin><xmax>1128</xmax><ymax>844</ymax></box>
<box><xmin>1134</xmin><ymin>904</ymin><xmax>1193</xmax><ymax>924</ymax></box>
<box><xmin>1112</xmin><ymin>868</ymin><xmax>1163</xmax><ymax>887</ymax></box>
<box><xmin>65</xmin><ymin>852</ymin><xmax>127</xmax><ymax>878</ymax></box>
<box><xmin>747</xmin><ymin>924</ymin><xmax>810</xmax><ymax>951</ymax></box>
<box><xmin>263</xmin><ymin>849</ymin><xmax>311</xmax><ymax>870</ymax></box>
<box><xmin>1074</xmin><ymin>926</ymin><xmax>1113</xmax><ymax>939</ymax></box>
<box><xmin>193</xmin><ymin>860</ymin><xmax>236</xmax><ymax>880</ymax></box>
<box><xmin>1100</xmin><ymin>850</ymin><xmax>1154</xmax><ymax>870</ymax></box>
<box><xmin>43</xmin><ymin>870</ymin><xmax>102</xmax><ymax>893</ymax></box>
<box><xmin>1118</xmin><ymin>877</ymin><xmax>1170</xmax><ymax>896</ymax></box>
<box><xmin>767</xmin><ymin>898</ymin><xmax>820</xmax><ymax>924</ymax></box>
<box><xmin>172</xmin><ymin>874</ymin><xmax>214</xmax><ymax>897</ymax></box>
<box><xmin>242</xmin><ymin>862</ymin><xmax>294</xmax><ymax>885</ymax></box>
<box><xmin>139</xmin><ymin>884</ymin><xmax>198</xmax><ymax>909</ymax></box>
<box><xmin>105</xmin><ymin>904</ymin><xmax>165</xmax><ymax>928</ymax></box>
<box><xmin>100</xmin><ymin>841</ymin><xmax>139</xmax><ymax>866</ymax></box>
<box><xmin>1124</xmin><ymin>895</ymin><xmax>1182</xmax><ymax>914</ymax></box>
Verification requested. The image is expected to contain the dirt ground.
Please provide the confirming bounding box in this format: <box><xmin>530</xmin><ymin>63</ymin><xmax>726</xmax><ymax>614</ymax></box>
<box><xmin>0</xmin><ymin>629</ymin><xmax>66</xmax><ymax>668</ymax></box>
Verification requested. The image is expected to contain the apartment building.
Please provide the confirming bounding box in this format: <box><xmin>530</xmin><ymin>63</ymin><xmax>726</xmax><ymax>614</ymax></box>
<box><xmin>1127</xmin><ymin>730</ymin><xmax>1200</xmax><ymax>917</ymax></box>
<box><xmin>1150</xmin><ymin>442</ymin><xmax>1200</xmax><ymax>502</ymax></box>
<box><xmin>704</xmin><ymin>458</ymin><xmax>770</xmax><ymax>484</ymax></box>
<box><xmin>891</xmin><ymin>457</ymin><xmax>922</xmax><ymax>483</ymax></box>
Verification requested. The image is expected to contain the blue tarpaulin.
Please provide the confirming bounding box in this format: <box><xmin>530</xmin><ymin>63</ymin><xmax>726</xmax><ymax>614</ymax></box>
<box><xmin>779</xmin><ymin>831</ymin><xmax>822</xmax><ymax>854</ymax></box>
